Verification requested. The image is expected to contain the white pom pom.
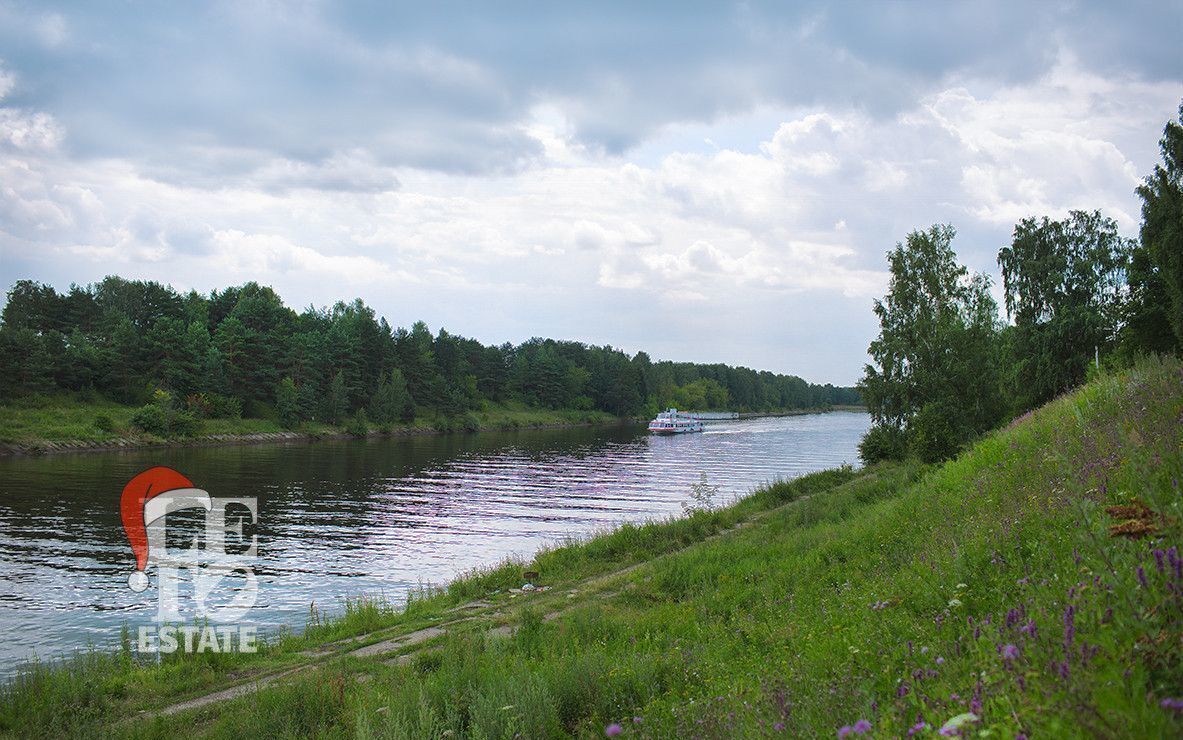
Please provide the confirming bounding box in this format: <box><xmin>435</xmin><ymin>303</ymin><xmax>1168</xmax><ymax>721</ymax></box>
<box><xmin>128</xmin><ymin>570</ymin><xmax>149</xmax><ymax>592</ymax></box>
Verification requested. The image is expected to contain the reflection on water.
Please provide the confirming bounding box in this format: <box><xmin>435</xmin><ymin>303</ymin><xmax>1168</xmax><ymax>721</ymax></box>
<box><xmin>0</xmin><ymin>411</ymin><xmax>869</xmax><ymax>676</ymax></box>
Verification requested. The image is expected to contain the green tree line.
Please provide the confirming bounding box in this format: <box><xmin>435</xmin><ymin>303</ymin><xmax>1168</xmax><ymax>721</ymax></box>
<box><xmin>860</xmin><ymin>102</ymin><xmax>1183</xmax><ymax>463</ymax></box>
<box><xmin>0</xmin><ymin>280</ymin><xmax>859</xmax><ymax>429</ymax></box>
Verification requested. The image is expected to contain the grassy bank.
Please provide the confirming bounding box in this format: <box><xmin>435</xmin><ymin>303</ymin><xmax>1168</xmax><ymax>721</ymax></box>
<box><xmin>1</xmin><ymin>358</ymin><xmax>1181</xmax><ymax>737</ymax></box>
<box><xmin>0</xmin><ymin>395</ymin><xmax>622</xmax><ymax>451</ymax></box>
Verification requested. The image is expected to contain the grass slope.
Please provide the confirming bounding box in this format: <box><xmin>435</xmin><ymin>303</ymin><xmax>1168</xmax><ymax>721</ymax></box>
<box><xmin>1</xmin><ymin>358</ymin><xmax>1180</xmax><ymax>738</ymax></box>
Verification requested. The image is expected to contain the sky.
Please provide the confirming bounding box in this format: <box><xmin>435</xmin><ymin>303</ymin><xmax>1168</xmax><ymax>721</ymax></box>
<box><xmin>0</xmin><ymin>2</ymin><xmax>1180</xmax><ymax>385</ymax></box>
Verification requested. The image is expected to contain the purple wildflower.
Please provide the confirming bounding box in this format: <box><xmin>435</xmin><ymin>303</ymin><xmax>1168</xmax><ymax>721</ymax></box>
<box><xmin>837</xmin><ymin>720</ymin><xmax>871</xmax><ymax>737</ymax></box>
<box><xmin>1020</xmin><ymin>620</ymin><xmax>1037</xmax><ymax>638</ymax></box>
<box><xmin>605</xmin><ymin>723</ymin><xmax>623</xmax><ymax>737</ymax></box>
<box><xmin>1063</xmin><ymin>604</ymin><xmax>1076</xmax><ymax>648</ymax></box>
<box><xmin>632</xmin><ymin>717</ymin><xmax>643</xmax><ymax>724</ymax></box>
<box><xmin>774</xmin><ymin>721</ymin><xmax>786</xmax><ymax>731</ymax></box>
<box><xmin>936</xmin><ymin>657</ymin><xmax>945</xmax><ymax>665</ymax></box>
<box><xmin>1001</xmin><ymin>643</ymin><xmax>1020</xmax><ymax>661</ymax></box>
<box><xmin>908</xmin><ymin>721</ymin><xmax>929</xmax><ymax>736</ymax></box>
<box><xmin>1161</xmin><ymin>698</ymin><xmax>1183</xmax><ymax>713</ymax></box>
<box><xmin>1154</xmin><ymin>549</ymin><xmax>1166</xmax><ymax>573</ymax></box>
<box><xmin>1138</xmin><ymin>566</ymin><xmax>1149</xmax><ymax>589</ymax></box>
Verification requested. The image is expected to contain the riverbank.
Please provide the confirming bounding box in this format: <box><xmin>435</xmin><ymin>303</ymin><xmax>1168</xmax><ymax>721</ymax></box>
<box><xmin>1</xmin><ymin>358</ymin><xmax>1180</xmax><ymax>737</ymax></box>
<box><xmin>0</xmin><ymin>398</ymin><xmax>853</xmax><ymax>457</ymax></box>
<box><xmin>0</xmin><ymin>395</ymin><xmax>634</xmax><ymax>456</ymax></box>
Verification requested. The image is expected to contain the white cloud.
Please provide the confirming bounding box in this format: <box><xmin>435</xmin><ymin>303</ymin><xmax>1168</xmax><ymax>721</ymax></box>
<box><xmin>0</xmin><ymin>48</ymin><xmax>1179</xmax><ymax>383</ymax></box>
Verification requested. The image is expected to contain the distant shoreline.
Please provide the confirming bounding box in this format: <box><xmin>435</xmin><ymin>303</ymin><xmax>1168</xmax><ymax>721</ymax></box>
<box><xmin>0</xmin><ymin>405</ymin><xmax>864</xmax><ymax>458</ymax></box>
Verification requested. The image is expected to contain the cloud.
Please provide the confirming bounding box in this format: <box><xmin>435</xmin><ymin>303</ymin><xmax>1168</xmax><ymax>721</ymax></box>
<box><xmin>0</xmin><ymin>4</ymin><xmax>1180</xmax><ymax>383</ymax></box>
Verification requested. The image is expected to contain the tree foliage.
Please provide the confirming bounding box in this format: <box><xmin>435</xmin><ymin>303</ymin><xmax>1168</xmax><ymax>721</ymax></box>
<box><xmin>1135</xmin><ymin>102</ymin><xmax>1183</xmax><ymax>347</ymax></box>
<box><xmin>860</xmin><ymin>225</ymin><xmax>1004</xmax><ymax>462</ymax></box>
<box><xmin>998</xmin><ymin>210</ymin><xmax>1131</xmax><ymax>410</ymax></box>
<box><xmin>0</xmin><ymin>277</ymin><xmax>856</xmax><ymax>422</ymax></box>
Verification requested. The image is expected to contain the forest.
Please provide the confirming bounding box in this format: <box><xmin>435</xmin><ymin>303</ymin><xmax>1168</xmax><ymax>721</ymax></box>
<box><xmin>0</xmin><ymin>276</ymin><xmax>859</xmax><ymax>434</ymax></box>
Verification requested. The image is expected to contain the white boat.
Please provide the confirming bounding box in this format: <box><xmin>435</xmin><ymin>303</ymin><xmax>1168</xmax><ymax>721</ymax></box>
<box><xmin>647</xmin><ymin>408</ymin><xmax>705</xmax><ymax>435</ymax></box>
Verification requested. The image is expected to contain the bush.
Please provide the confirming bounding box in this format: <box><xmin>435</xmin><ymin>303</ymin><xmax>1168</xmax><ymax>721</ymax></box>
<box><xmin>169</xmin><ymin>410</ymin><xmax>200</xmax><ymax>437</ymax></box>
<box><xmin>129</xmin><ymin>404</ymin><xmax>169</xmax><ymax>436</ymax></box>
<box><xmin>346</xmin><ymin>409</ymin><xmax>369</xmax><ymax>437</ymax></box>
<box><xmin>205</xmin><ymin>393</ymin><xmax>242</xmax><ymax>419</ymax></box>
<box><xmin>858</xmin><ymin>424</ymin><xmax>907</xmax><ymax>464</ymax></box>
<box><xmin>908</xmin><ymin>402</ymin><xmax>965</xmax><ymax>463</ymax></box>
<box><xmin>460</xmin><ymin>412</ymin><xmax>481</xmax><ymax>433</ymax></box>
<box><xmin>243</xmin><ymin>399</ymin><xmax>273</xmax><ymax>420</ymax></box>
<box><xmin>130</xmin><ymin>400</ymin><xmax>200</xmax><ymax>438</ymax></box>
<box><xmin>184</xmin><ymin>393</ymin><xmax>213</xmax><ymax>418</ymax></box>
<box><xmin>93</xmin><ymin>414</ymin><xmax>115</xmax><ymax>433</ymax></box>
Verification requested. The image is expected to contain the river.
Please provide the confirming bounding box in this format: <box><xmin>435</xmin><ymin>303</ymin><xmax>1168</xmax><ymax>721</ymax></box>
<box><xmin>0</xmin><ymin>411</ymin><xmax>869</xmax><ymax>677</ymax></box>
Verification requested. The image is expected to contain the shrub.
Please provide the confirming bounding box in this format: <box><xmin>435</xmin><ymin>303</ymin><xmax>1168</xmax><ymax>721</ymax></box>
<box><xmin>184</xmin><ymin>393</ymin><xmax>213</xmax><ymax>418</ymax></box>
<box><xmin>908</xmin><ymin>401</ymin><xmax>965</xmax><ymax>463</ymax></box>
<box><xmin>205</xmin><ymin>393</ymin><xmax>242</xmax><ymax>419</ymax></box>
<box><xmin>460</xmin><ymin>412</ymin><xmax>481</xmax><ymax>433</ymax></box>
<box><xmin>346</xmin><ymin>409</ymin><xmax>369</xmax><ymax>437</ymax></box>
<box><xmin>93</xmin><ymin>414</ymin><xmax>115</xmax><ymax>433</ymax></box>
<box><xmin>858</xmin><ymin>424</ymin><xmax>907</xmax><ymax>464</ymax></box>
<box><xmin>275</xmin><ymin>378</ymin><xmax>300</xmax><ymax>430</ymax></box>
<box><xmin>169</xmin><ymin>410</ymin><xmax>200</xmax><ymax>437</ymax></box>
<box><xmin>129</xmin><ymin>404</ymin><xmax>169</xmax><ymax>436</ymax></box>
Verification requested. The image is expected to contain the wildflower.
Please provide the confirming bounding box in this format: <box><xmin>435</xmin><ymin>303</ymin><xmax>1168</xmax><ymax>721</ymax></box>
<box><xmin>948</xmin><ymin>598</ymin><xmax>963</xmax><ymax>608</ymax></box>
<box><xmin>1001</xmin><ymin>643</ymin><xmax>1020</xmax><ymax>661</ymax></box>
<box><xmin>1154</xmin><ymin>549</ymin><xmax>1166</xmax><ymax>573</ymax></box>
<box><xmin>908</xmin><ymin>721</ymin><xmax>929</xmax><ymax>736</ymax></box>
<box><xmin>605</xmin><ymin>723</ymin><xmax>623</xmax><ymax>737</ymax></box>
<box><xmin>837</xmin><ymin>719</ymin><xmax>871</xmax><ymax>736</ymax></box>
<box><xmin>633</xmin><ymin>717</ymin><xmax>643</xmax><ymax>724</ymax></box>
<box><xmin>773</xmin><ymin>721</ymin><xmax>786</xmax><ymax>731</ymax></box>
<box><xmin>956</xmin><ymin>583</ymin><xmax>967</xmax><ymax>589</ymax></box>
<box><xmin>935</xmin><ymin>657</ymin><xmax>945</xmax><ymax>665</ymax></box>
<box><xmin>1161</xmin><ymin>697</ymin><xmax>1183</xmax><ymax>713</ymax></box>
<box><xmin>1138</xmin><ymin>566</ymin><xmax>1149</xmax><ymax>589</ymax></box>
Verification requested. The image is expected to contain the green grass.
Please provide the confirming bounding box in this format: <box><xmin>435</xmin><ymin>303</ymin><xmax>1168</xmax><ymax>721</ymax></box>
<box><xmin>0</xmin><ymin>396</ymin><xmax>621</xmax><ymax>446</ymax></box>
<box><xmin>1</xmin><ymin>358</ymin><xmax>1181</xmax><ymax>738</ymax></box>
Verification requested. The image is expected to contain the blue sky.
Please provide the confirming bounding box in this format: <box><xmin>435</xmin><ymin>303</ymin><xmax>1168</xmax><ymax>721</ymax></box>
<box><xmin>1</xmin><ymin>1</ymin><xmax>1180</xmax><ymax>384</ymax></box>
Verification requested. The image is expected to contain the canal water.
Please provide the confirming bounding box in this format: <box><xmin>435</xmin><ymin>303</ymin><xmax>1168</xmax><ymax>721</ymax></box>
<box><xmin>0</xmin><ymin>411</ymin><xmax>869</xmax><ymax>677</ymax></box>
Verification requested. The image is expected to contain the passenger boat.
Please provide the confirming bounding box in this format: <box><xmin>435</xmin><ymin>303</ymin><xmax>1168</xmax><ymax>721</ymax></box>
<box><xmin>647</xmin><ymin>408</ymin><xmax>705</xmax><ymax>435</ymax></box>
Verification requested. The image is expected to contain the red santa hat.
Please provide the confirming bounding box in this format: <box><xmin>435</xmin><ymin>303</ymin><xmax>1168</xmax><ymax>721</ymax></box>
<box><xmin>119</xmin><ymin>466</ymin><xmax>210</xmax><ymax>592</ymax></box>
